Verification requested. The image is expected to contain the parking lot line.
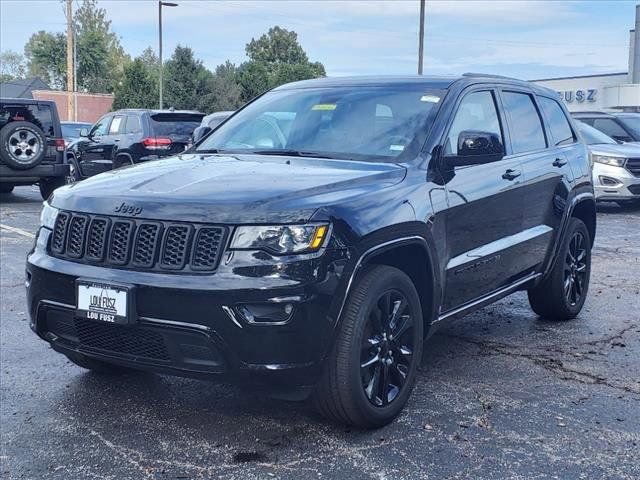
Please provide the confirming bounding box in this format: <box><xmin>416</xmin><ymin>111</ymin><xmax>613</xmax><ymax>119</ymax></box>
<box><xmin>0</xmin><ymin>224</ymin><xmax>35</xmax><ymax>239</ymax></box>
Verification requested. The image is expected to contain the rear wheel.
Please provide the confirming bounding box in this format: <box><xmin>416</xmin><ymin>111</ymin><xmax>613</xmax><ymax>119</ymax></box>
<box><xmin>528</xmin><ymin>218</ymin><xmax>591</xmax><ymax>320</ymax></box>
<box><xmin>65</xmin><ymin>352</ymin><xmax>131</xmax><ymax>374</ymax></box>
<box><xmin>314</xmin><ymin>265</ymin><xmax>424</xmax><ymax>428</ymax></box>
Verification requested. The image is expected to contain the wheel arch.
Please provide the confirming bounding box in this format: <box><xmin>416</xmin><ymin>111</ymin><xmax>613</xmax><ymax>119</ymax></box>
<box><xmin>570</xmin><ymin>196</ymin><xmax>596</xmax><ymax>246</ymax></box>
<box><xmin>332</xmin><ymin>229</ymin><xmax>441</xmax><ymax>339</ymax></box>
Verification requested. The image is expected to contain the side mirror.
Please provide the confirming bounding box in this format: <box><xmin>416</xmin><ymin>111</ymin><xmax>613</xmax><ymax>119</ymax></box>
<box><xmin>79</xmin><ymin>128</ymin><xmax>89</xmax><ymax>137</ymax></box>
<box><xmin>444</xmin><ymin>130</ymin><xmax>505</xmax><ymax>167</ymax></box>
<box><xmin>192</xmin><ymin>126</ymin><xmax>212</xmax><ymax>144</ymax></box>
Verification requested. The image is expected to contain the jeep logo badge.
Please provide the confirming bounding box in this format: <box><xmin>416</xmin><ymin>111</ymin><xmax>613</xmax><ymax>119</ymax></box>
<box><xmin>114</xmin><ymin>202</ymin><xmax>143</xmax><ymax>216</ymax></box>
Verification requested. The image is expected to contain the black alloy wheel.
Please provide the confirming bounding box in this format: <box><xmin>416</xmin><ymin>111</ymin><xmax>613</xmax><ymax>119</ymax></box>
<box><xmin>360</xmin><ymin>290</ymin><xmax>415</xmax><ymax>407</ymax></box>
<box><xmin>564</xmin><ymin>231</ymin><xmax>588</xmax><ymax>307</ymax></box>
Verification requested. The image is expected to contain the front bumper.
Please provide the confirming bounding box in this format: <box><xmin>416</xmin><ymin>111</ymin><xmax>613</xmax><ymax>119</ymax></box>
<box><xmin>593</xmin><ymin>163</ymin><xmax>640</xmax><ymax>201</ymax></box>
<box><xmin>27</xmin><ymin>228</ymin><xmax>350</xmax><ymax>386</ymax></box>
<box><xmin>0</xmin><ymin>163</ymin><xmax>69</xmax><ymax>183</ymax></box>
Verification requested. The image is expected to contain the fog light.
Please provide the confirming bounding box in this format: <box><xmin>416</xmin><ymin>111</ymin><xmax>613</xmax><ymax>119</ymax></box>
<box><xmin>599</xmin><ymin>176</ymin><xmax>621</xmax><ymax>187</ymax></box>
<box><xmin>237</xmin><ymin>303</ymin><xmax>295</xmax><ymax>325</ymax></box>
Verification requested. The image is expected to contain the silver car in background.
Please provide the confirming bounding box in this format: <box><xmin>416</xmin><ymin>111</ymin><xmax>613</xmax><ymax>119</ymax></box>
<box><xmin>576</xmin><ymin>120</ymin><xmax>640</xmax><ymax>205</ymax></box>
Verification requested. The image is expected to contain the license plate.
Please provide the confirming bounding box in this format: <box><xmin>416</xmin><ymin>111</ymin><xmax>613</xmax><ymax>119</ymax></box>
<box><xmin>76</xmin><ymin>281</ymin><xmax>131</xmax><ymax>324</ymax></box>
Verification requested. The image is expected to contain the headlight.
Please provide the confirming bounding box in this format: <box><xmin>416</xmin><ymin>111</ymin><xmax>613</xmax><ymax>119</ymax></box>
<box><xmin>230</xmin><ymin>224</ymin><xmax>329</xmax><ymax>254</ymax></box>
<box><xmin>592</xmin><ymin>155</ymin><xmax>626</xmax><ymax>167</ymax></box>
<box><xmin>40</xmin><ymin>202</ymin><xmax>59</xmax><ymax>230</ymax></box>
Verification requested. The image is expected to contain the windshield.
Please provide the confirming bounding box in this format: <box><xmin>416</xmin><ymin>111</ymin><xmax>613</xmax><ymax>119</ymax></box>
<box><xmin>617</xmin><ymin>115</ymin><xmax>640</xmax><ymax>138</ymax></box>
<box><xmin>196</xmin><ymin>85</ymin><xmax>445</xmax><ymax>161</ymax></box>
<box><xmin>61</xmin><ymin>123</ymin><xmax>91</xmax><ymax>138</ymax></box>
<box><xmin>577</xmin><ymin>121</ymin><xmax>617</xmax><ymax>145</ymax></box>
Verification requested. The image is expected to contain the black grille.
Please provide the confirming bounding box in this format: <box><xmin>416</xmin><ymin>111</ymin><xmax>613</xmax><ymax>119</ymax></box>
<box><xmin>627</xmin><ymin>158</ymin><xmax>640</xmax><ymax>177</ymax></box>
<box><xmin>74</xmin><ymin>319</ymin><xmax>171</xmax><ymax>361</ymax></box>
<box><xmin>50</xmin><ymin>211</ymin><xmax>226</xmax><ymax>273</ymax></box>
<box><xmin>51</xmin><ymin>212</ymin><xmax>70</xmax><ymax>254</ymax></box>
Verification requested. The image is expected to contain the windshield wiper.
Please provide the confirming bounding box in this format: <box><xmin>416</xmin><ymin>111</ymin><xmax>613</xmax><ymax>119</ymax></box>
<box><xmin>249</xmin><ymin>149</ymin><xmax>345</xmax><ymax>160</ymax></box>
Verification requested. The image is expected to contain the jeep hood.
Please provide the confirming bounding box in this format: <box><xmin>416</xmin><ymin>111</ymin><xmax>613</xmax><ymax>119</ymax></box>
<box><xmin>51</xmin><ymin>154</ymin><xmax>406</xmax><ymax>223</ymax></box>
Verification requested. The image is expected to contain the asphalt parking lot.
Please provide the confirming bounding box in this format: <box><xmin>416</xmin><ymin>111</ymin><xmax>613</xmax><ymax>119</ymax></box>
<box><xmin>1</xmin><ymin>186</ymin><xmax>639</xmax><ymax>480</ymax></box>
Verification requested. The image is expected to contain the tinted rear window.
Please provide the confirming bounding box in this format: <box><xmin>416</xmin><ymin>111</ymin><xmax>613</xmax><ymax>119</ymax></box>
<box><xmin>150</xmin><ymin>113</ymin><xmax>203</xmax><ymax>136</ymax></box>
<box><xmin>0</xmin><ymin>104</ymin><xmax>55</xmax><ymax>137</ymax></box>
<box><xmin>501</xmin><ymin>91</ymin><xmax>547</xmax><ymax>154</ymax></box>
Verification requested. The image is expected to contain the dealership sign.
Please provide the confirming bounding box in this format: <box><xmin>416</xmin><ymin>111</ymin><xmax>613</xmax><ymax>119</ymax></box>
<box><xmin>557</xmin><ymin>89</ymin><xmax>597</xmax><ymax>103</ymax></box>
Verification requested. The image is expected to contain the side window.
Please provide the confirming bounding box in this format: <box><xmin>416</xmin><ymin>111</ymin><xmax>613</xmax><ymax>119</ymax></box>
<box><xmin>108</xmin><ymin>115</ymin><xmax>125</xmax><ymax>135</ymax></box>
<box><xmin>90</xmin><ymin>116</ymin><xmax>111</xmax><ymax>137</ymax></box>
<box><xmin>592</xmin><ymin>119</ymin><xmax>633</xmax><ymax>142</ymax></box>
<box><xmin>125</xmin><ymin>115</ymin><xmax>142</xmax><ymax>134</ymax></box>
<box><xmin>538</xmin><ymin>96</ymin><xmax>575</xmax><ymax>146</ymax></box>
<box><xmin>445</xmin><ymin>90</ymin><xmax>503</xmax><ymax>156</ymax></box>
<box><xmin>501</xmin><ymin>91</ymin><xmax>547</xmax><ymax>154</ymax></box>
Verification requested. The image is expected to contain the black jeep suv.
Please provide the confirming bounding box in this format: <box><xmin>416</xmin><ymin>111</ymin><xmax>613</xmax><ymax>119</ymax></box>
<box><xmin>1</xmin><ymin>98</ymin><xmax>68</xmax><ymax>199</ymax></box>
<box><xmin>66</xmin><ymin>109</ymin><xmax>203</xmax><ymax>181</ymax></box>
<box><xmin>27</xmin><ymin>75</ymin><xmax>596</xmax><ymax>428</ymax></box>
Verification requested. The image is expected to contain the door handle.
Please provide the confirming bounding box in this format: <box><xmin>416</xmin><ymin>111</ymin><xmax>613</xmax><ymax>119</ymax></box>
<box><xmin>552</xmin><ymin>157</ymin><xmax>567</xmax><ymax>167</ymax></box>
<box><xmin>114</xmin><ymin>139</ymin><xmax>120</xmax><ymax>142</ymax></box>
<box><xmin>502</xmin><ymin>169</ymin><xmax>521</xmax><ymax>181</ymax></box>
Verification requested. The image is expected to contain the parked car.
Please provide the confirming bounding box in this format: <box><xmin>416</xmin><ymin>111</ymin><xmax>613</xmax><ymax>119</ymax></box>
<box><xmin>0</xmin><ymin>98</ymin><xmax>68</xmax><ymax>199</ymax></box>
<box><xmin>189</xmin><ymin>111</ymin><xmax>234</xmax><ymax>147</ymax></box>
<box><xmin>60</xmin><ymin>121</ymin><xmax>92</xmax><ymax>148</ymax></box>
<box><xmin>28</xmin><ymin>74</ymin><xmax>596</xmax><ymax>428</ymax></box>
<box><xmin>573</xmin><ymin>111</ymin><xmax>640</xmax><ymax>144</ymax></box>
<box><xmin>576</xmin><ymin>120</ymin><xmax>640</xmax><ymax>205</ymax></box>
<box><xmin>65</xmin><ymin>109</ymin><xmax>204</xmax><ymax>181</ymax></box>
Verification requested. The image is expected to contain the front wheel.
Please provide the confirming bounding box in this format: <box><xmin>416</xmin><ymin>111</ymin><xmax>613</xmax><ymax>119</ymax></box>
<box><xmin>528</xmin><ymin>218</ymin><xmax>591</xmax><ymax>320</ymax></box>
<box><xmin>314</xmin><ymin>265</ymin><xmax>424</xmax><ymax>428</ymax></box>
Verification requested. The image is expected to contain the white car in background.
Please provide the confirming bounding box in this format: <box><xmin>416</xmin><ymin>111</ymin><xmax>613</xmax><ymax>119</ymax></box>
<box><xmin>576</xmin><ymin>120</ymin><xmax>640</xmax><ymax>206</ymax></box>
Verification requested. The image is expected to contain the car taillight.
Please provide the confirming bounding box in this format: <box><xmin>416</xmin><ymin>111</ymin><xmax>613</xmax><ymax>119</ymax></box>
<box><xmin>55</xmin><ymin>138</ymin><xmax>66</xmax><ymax>152</ymax></box>
<box><xmin>142</xmin><ymin>137</ymin><xmax>172</xmax><ymax>150</ymax></box>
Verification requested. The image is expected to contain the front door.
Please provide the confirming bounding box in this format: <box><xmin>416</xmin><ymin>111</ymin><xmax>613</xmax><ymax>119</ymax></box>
<box><xmin>439</xmin><ymin>89</ymin><xmax>525</xmax><ymax>312</ymax></box>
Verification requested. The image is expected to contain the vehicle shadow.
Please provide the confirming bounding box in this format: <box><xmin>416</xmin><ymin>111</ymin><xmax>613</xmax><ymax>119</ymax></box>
<box><xmin>596</xmin><ymin>200</ymin><xmax>640</xmax><ymax>214</ymax></box>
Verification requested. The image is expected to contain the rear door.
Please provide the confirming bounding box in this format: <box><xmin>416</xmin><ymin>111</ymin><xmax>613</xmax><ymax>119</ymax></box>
<box><xmin>499</xmin><ymin>90</ymin><xmax>571</xmax><ymax>273</ymax></box>
<box><xmin>440</xmin><ymin>88</ymin><xmax>526</xmax><ymax>312</ymax></box>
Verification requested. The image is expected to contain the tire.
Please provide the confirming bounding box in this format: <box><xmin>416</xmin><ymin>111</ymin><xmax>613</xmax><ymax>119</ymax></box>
<box><xmin>0</xmin><ymin>184</ymin><xmax>14</xmax><ymax>194</ymax></box>
<box><xmin>0</xmin><ymin>121</ymin><xmax>46</xmax><ymax>170</ymax></box>
<box><xmin>528</xmin><ymin>218</ymin><xmax>591</xmax><ymax>321</ymax></box>
<box><xmin>314</xmin><ymin>265</ymin><xmax>424</xmax><ymax>428</ymax></box>
<box><xmin>65</xmin><ymin>352</ymin><xmax>131</xmax><ymax>374</ymax></box>
<box><xmin>39</xmin><ymin>176</ymin><xmax>66</xmax><ymax>200</ymax></box>
<box><xmin>66</xmin><ymin>157</ymin><xmax>81</xmax><ymax>184</ymax></box>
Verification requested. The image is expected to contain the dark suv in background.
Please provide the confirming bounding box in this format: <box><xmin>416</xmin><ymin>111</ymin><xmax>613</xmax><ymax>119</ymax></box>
<box><xmin>0</xmin><ymin>98</ymin><xmax>67</xmax><ymax>199</ymax></box>
<box><xmin>573</xmin><ymin>111</ymin><xmax>640</xmax><ymax>144</ymax></box>
<box><xmin>28</xmin><ymin>75</ymin><xmax>595</xmax><ymax>428</ymax></box>
<box><xmin>66</xmin><ymin>109</ymin><xmax>203</xmax><ymax>181</ymax></box>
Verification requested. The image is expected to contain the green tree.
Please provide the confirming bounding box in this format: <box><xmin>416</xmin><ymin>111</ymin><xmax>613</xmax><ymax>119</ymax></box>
<box><xmin>199</xmin><ymin>61</ymin><xmax>243</xmax><ymax>112</ymax></box>
<box><xmin>238</xmin><ymin>26</ymin><xmax>326</xmax><ymax>102</ymax></box>
<box><xmin>138</xmin><ymin>47</ymin><xmax>159</xmax><ymax>82</ymax></box>
<box><xmin>0</xmin><ymin>50</ymin><xmax>27</xmax><ymax>82</ymax></box>
<box><xmin>24</xmin><ymin>31</ymin><xmax>66</xmax><ymax>88</ymax></box>
<box><xmin>113</xmin><ymin>58</ymin><xmax>157</xmax><ymax>109</ymax></box>
<box><xmin>163</xmin><ymin>45</ymin><xmax>211</xmax><ymax>110</ymax></box>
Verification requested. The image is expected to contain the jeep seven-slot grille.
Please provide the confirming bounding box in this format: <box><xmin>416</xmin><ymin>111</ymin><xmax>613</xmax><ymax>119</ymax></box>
<box><xmin>50</xmin><ymin>211</ymin><xmax>227</xmax><ymax>273</ymax></box>
<box><xmin>626</xmin><ymin>158</ymin><xmax>640</xmax><ymax>177</ymax></box>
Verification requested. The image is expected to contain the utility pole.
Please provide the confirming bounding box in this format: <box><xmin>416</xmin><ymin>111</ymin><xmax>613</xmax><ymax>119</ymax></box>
<box><xmin>158</xmin><ymin>2</ymin><xmax>178</xmax><ymax>110</ymax></box>
<box><xmin>418</xmin><ymin>0</ymin><xmax>425</xmax><ymax>75</ymax></box>
<box><xmin>66</xmin><ymin>0</ymin><xmax>75</xmax><ymax>120</ymax></box>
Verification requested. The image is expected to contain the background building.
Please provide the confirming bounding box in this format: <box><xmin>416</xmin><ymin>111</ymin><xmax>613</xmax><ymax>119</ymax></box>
<box><xmin>532</xmin><ymin>5</ymin><xmax>640</xmax><ymax>112</ymax></box>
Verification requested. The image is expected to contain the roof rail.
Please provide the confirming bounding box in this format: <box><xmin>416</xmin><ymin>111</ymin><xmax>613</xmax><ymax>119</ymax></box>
<box><xmin>462</xmin><ymin>72</ymin><xmax>521</xmax><ymax>81</ymax></box>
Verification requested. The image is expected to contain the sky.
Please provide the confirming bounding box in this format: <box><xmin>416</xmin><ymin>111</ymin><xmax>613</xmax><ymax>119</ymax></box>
<box><xmin>0</xmin><ymin>0</ymin><xmax>636</xmax><ymax>80</ymax></box>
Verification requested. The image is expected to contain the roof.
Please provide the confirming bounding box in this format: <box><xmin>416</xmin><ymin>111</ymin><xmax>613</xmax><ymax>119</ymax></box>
<box><xmin>115</xmin><ymin>108</ymin><xmax>204</xmax><ymax>115</ymax></box>
<box><xmin>0</xmin><ymin>77</ymin><xmax>50</xmax><ymax>98</ymax></box>
<box><xmin>274</xmin><ymin>74</ymin><xmax>554</xmax><ymax>96</ymax></box>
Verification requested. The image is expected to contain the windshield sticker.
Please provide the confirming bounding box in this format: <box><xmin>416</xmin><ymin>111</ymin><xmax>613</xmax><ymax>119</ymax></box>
<box><xmin>389</xmin><ymin>144</ymin><xmax>405</xmax><ymax>152</ymax></box>
<box><xmin>311</xmin><ymin>104</ymin><xmax>337</xmax><ymax>111</ymax></box>
<box><xmin>420</xmin><ymin>95</ymin><xmax>440</xmax><ymax>103</ymax></box>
